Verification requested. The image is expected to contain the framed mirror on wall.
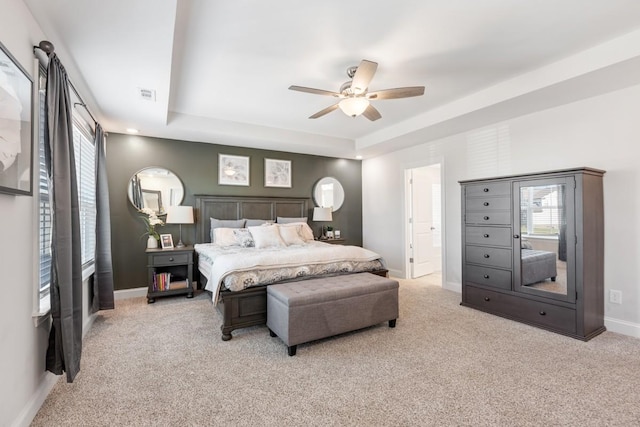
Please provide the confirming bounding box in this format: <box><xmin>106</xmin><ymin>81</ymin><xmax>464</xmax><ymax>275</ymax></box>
<box><xmin>128</xmin><ymin>167</ymin><xmax>184</xmax><ymax>215</ymax></box>
<box><xmin>313</xmin><ymin>177</ymin><xmax>345</xmax><ymax>211</ymax></box>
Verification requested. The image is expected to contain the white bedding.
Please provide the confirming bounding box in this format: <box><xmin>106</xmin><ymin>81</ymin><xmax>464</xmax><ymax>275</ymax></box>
<box><xmin>194</xmin><ymin>241</ymin><xmax>385</xmax><ymax>304</ymax></box>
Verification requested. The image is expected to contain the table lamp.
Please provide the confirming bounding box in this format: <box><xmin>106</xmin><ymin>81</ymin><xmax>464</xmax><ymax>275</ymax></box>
<box><xmin>312</xmin><ymin>206</ymin><xmax>332</xmax><ymax>239</ymax></box>
<box><xmin>166</xmin><ymin>205</ymin><xmax>194</xmax><ymax>248</ymax></box>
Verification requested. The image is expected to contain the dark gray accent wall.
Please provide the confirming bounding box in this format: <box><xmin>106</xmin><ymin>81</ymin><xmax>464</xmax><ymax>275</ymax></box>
<box><xmin>106</xmin><ymin>133</ymin><xmax>363</xmax><ymax>290</ymax></box>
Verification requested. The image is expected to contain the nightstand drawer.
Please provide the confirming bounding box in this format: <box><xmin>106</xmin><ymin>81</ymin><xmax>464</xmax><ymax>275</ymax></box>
<box><xmin>151</xmin><ymin>253</ymin><xmax>190</xmax><ymax>266</ymax></box>
<box><xmin>466</xmin><ymin>246</ymin><xmax>511</xmax><ymax>269</ymax></box>
<box><xmin>465</xmin><ymin>226</ymin><xmax>512</xmax><ymax>247</ymax></box>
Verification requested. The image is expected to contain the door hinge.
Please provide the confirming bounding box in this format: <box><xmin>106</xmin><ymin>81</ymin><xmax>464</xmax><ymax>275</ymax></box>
<box><xmin>409</xmin><ymin>258</ymin><xmax>414</xmax><ymax>263</ymax></box>
<box><xmin>575</xmin><ymin>235</ymin><xmax>578</xmax><ymax>245</ymax></box>
<box><xmin>409</xmin><ymin>217</ymin><xmax>413</xmax><ymax>224</ymax></box>
<box><xmin>576</xmin><ymin>291</ymin><xmax>578</xmax><ymax>301</ymax></box>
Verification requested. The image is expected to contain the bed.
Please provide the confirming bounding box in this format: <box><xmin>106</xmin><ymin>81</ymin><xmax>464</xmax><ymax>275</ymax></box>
<box><xmin>521</xmin><ymin>248</ymin><xmax>557</xmax><ymax>286</ymax></box>
<box><xmin>194</xmin><ymin>195</ymin><xmax>388</xmax><ymax>340</ymax></box>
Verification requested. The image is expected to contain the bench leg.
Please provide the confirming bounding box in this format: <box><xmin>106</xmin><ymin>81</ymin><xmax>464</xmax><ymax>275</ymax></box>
<box><xmin>287</xmin><ymin>345</ymin><xmax>297</xmax><ymax>356</ymax></box>
<box><xmin>268</xmin><ymin>328</ymin><xmax>277</xmax><ymax>338</ymax></box>
<box><xmin>389</xmin><ymin>319</ymin><xmax>396</xmax><ymax>328</ymax></box>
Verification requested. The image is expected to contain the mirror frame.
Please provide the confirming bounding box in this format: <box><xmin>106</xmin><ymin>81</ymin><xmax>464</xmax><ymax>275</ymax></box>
<box><xmin>128</xmin><ymin>166</ymin><xmax>184</xmax><ymax>215</ymax></box>
<box><xmin>313</xmin><ymin>177</ymin><xmax>345</xmax><ymax>212</ymax></box>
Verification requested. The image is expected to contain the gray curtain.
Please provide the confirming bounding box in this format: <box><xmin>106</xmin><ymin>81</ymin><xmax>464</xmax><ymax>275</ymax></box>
<box><xmin>92</xmin><ymin>124</ymin><xmax>114</xmax><ymax>312</ymax></box>
<box><xmin>44</xmin><ymin>53</ymin><xmax>83</xmax><ymax>383</ymax></box>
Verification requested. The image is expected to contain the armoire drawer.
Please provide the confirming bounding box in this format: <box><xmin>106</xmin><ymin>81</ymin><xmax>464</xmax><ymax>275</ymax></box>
<box><xmin>465</xmin><ymin>211</ymin><xmax>511</xmax><ymax>225</ymax></box>
<box><xmin>465</xmin><ymin>226</ymin><xmax>512</xmax><ymax>247</ymax></box>
<box><xmin>465</xmin><ymin>246</ymin><xmax>512</xmax><ymax>269</ymax></box>
<box><xmin>464</xmin><ymin>286</ymin><xmax>577</xmax><ymax>335</ymax></box>
<box><xmin>465</xmin><ymin>197</ymin><xmax>511</xmax><ymax>211</ymax></box>
<box><xmin>465</xmin><ymin>182</ymin><xmax>511</xmax><ymax>197</ymax></box>
<box><xmin>464</xmin><ymin>265</ymin><xmax>511</xmax><ymax>290</ymax></box>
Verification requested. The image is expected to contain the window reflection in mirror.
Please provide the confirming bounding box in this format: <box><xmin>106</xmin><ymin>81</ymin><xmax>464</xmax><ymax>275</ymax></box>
<box><xmin>519</xmin><ymin>183</ymin><xmax>567</xmax><ymax>295</ymax></box>
<box><xmin>128</xmin><ymin>167</ymin><xmax>184</xmax><ymax>215</ymax></box>
<box><xmin>313</xmin><ymin>177</ymin><xmax>344</xmax><ymax>212</ymax></box>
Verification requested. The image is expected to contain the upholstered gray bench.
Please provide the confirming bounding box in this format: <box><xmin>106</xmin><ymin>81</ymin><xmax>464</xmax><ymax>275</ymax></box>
<box><xmin>266</xmin><ymin>272</ymin><xmax>399</xmax><ymax>356</ymax></box>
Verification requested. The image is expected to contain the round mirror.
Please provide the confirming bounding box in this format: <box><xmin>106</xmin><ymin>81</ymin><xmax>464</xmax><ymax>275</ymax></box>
<box><xmin>128</xmin><ymin>167</ymin><xmax>184</xmax><ymax>215</ymax></box>
<box><xmin>313</xmin><ymin>177</ymin><xmax>345</xmax><ymax>211</ymax></box>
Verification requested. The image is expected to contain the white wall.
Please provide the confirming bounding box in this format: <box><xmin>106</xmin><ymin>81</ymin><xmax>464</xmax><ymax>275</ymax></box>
<box><xmin>0</xmin><ymin>2</ymin><xmax>53</xmax><ymax>427</ymax></box>
<box><xmin>1</xmin><ymin>1</ymin><xmax>96</xmax><ymax>426</ymax></box>
<box><xmin>363</xmin><ymin>84</ymin><xmax>640</xmax><ymax>337</ymax></box>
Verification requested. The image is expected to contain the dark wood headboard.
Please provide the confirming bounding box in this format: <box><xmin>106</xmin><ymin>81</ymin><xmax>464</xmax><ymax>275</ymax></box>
<box><xmin>194</xmin><ymin>195</ymin><xmax>311</xmax><ymax>243</ymax></box>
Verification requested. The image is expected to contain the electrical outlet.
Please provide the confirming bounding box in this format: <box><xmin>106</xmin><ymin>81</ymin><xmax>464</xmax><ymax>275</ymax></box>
<box><xmin>609</xmin><ymin>290</ymin><xmax>622</xmax><ymax>304</ymax></box>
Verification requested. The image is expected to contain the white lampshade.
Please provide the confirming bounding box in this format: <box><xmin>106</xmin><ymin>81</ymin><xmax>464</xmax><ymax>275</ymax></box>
<box><xmin>312</xmin><ymin>206</ymin><xmax>332</xmax><ymax>222</ymax></box>
<box><xmin>166</xmin><ymin>205</ymin><xmax>194</xmax><ymax>224</ymax></box>
<box><xmin>339</xmin><ymin>97</ymin><xmax>369</xmax><ymax>117</ymax></box>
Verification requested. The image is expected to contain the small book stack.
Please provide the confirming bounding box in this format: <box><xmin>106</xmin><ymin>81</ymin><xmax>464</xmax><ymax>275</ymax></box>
<box><xmin>153</xmin><ymin>272</ymin><xmax>189</xmax><ymax>291</ymax></box>
<box><xmin>154</xmin><ymin>272</ymin><xmax>171</xmax><ymax>291</ymax></box>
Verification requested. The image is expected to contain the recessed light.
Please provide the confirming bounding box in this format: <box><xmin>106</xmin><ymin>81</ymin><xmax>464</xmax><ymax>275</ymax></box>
<box><xmin>126</xmin><ymin>128</ymin><xmax>139</xmax><ymax>134</ymax></box>
<box><xmin>356</xmin><ymin>155</ymin><xmax>363</xmax><ymax>160</ymax></box>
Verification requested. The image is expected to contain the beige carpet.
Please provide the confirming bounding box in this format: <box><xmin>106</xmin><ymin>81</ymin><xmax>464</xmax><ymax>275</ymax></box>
<box><xmin>32</xmin><ymin>276</ymin><xmax>640</xmax><ymax>426</ymax></box>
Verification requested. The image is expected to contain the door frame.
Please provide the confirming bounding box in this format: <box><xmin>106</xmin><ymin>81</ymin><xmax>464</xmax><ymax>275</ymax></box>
<box><xmin>404</xmin><ymin>161</ymin><xmax>446</xmax><ymax>284</ymax></box>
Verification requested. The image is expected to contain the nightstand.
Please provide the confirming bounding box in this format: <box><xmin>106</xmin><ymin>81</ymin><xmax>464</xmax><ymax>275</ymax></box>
<box><xmin>146</xmin><ymin>246</ymin><xmax>194</xmax><ymax>303</ymax></box>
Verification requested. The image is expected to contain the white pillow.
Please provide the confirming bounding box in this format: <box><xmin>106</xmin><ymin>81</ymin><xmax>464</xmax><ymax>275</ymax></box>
<box><xmin>213</xmin><ymin>228</ymin><xmax>239</xmax><ymax>247</ymax></box>
<box><xmin>277</xmin><ymin>224</ymin><xmax>306</xmax><ymax>246</ymax></box>
<box><xmin>248</xmin><ymin>225</ymin><xmax>286</xmax><ymax>249</ymax></box>
<box><xmin>279</xmin><ymin>222</ymin><xmax>315</xmax><ymax>241</ymax></box>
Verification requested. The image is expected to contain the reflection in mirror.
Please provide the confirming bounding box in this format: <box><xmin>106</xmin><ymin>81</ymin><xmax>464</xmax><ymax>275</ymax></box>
<box><xmin>313</xmin><ymin>177</ymin><xmax>344</xmax><ymax>211</ymax></box>
<box><xmin>128</xmin><ymin>167</ymin><xmax>184</xmax><ymax>215</ymax></box>
<box><xmin>519</xmin><ymin>183</ymin><xmax>566</xmax><ymax>295</ymax></box>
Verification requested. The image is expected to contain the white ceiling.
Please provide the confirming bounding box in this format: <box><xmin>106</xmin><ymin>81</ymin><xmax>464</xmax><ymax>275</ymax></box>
<box><xmin>24</xmin><ymin>0</ymin><xmax>640</xmax><ymax>159</ymax></box>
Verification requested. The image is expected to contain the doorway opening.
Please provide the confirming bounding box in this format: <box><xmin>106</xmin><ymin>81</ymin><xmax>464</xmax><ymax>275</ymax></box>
<box><xmin>405</xmin><ymin>163</ymin><xmax>443</xmax><ymax>283</ymax></box>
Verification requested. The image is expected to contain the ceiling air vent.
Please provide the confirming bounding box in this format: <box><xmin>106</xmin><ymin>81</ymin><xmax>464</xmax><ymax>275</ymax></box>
<box><xmin>137</xmin><ymin>87</ymin><xmax>156</xmax><ymax>102</ymax></box>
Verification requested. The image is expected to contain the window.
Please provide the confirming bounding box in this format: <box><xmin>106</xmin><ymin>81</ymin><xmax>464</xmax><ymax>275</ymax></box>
<box><xmin>35</xmin><ymin>65</ymin><xmax>96</xmax><ymax>316</ymax></box>
<box><xmin>520</xmin><ymin>184</ymin><xmax>565</xmax><ymax>237</ymax></box>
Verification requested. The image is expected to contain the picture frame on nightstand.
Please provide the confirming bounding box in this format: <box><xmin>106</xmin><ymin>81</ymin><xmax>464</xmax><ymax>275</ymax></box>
<box><xmin>160</xmin><ymin>233</ymin><xmax>174</xmax><ymax>249</ymax></box>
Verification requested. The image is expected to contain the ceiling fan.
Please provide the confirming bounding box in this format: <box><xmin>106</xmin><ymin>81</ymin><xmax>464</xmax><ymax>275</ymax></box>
<box><xmin>289</xmin><ymin>59</ymin><xmax>424</xmax><ymax>121</ymax></box>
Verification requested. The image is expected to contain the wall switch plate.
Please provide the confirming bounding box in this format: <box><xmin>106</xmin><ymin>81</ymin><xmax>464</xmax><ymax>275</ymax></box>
<box><xmin>609</xmin><ymin>290</ymin><xmax>622</xmax><ymax>304</ymax></box>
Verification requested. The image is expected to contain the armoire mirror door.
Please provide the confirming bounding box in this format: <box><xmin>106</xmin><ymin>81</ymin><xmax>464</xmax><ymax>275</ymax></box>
<box><xmin>513</xmin><ymin>177</ymin><xmax>576</xmax><ymax>303</ymax></box>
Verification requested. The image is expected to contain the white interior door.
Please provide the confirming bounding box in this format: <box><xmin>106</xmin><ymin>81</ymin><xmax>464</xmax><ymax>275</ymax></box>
<box><xmin>409</xmin><ymin>165</ymin><xmax>442</xmax><ymax>278</ymax></box>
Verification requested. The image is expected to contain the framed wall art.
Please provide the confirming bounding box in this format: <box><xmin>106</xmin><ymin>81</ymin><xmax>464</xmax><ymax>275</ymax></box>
<box><xmin>218</xmin><ymin>154</ymin><xmax>249</xmax><ymax>186</ymax></box>
<box><xmin>0</xmin><ymin>41</ymin><xmax>33</xmax><ymax>196</ymax></box>
<box><xmin>264</xmin><ymin>158</ymin><xmax>291</xmax><ymax>188</ymax></box>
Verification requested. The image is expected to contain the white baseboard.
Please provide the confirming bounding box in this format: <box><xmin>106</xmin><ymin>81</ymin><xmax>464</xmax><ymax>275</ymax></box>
<box><xmin>388</xmin><ymin>268</ymin><xmax>403</xmax><ymax>278</ymax></box>
<box><xmin>11</xmin><ymin>372</ymin><xmax>58</xmax><ymax>427</ymax></box>
<box><xmin>114</xmin><ymin>287</ymin><xmax>147</xmax><ymax>300</ymax></box>
<box><xmin>604</xmin><ymin>317</ymin><xmax>640</xmax><ymax>338</ymax></box>
<box><xmin>443</xmin><ymin>281</ymin><xmax>461</xmax><ymax>293</ymax></box>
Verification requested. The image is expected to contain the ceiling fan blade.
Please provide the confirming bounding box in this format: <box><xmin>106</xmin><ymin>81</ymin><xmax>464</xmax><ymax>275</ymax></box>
<box><xmin>309</xmin><ymin>103</ymin><xmax>339</xmax><ymax>119</ymax></box>
<box><xmin>289</xmin><ymin>85</ymin><xmax>342</xmax><ymax>97</ymax></box>
<box><xmin>367</xmin><ymin>86</ymin><xmax>425</xmax><ymax>100</ymax></box>
<box><xmin>351</xmin><ymin>60</ymin><xmax>378</xmax><ymax>94</ymax></box>
<box><xmin>362</xmin><ymin>104</ymin><xmax>382</xmax><ymax>121</ymax></box>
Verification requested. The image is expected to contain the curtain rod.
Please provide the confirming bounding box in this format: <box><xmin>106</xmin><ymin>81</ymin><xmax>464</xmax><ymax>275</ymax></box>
<box><xmin>33</xmin><ymin>40</ymin><xmax>99</xmax><ymax>126</ymax></box>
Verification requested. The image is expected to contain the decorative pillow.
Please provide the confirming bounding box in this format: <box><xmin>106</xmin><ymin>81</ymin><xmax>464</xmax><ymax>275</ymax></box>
<box><xmin>279</xmin><ymin>222</ymin><xmax>315</xmax><ymax>241</ymax></box>
<box><xmin>521</xmin><ymin>240</ymin><xmax>533</xmax><ymax>249</ymax></box>
<box><xmin>244</xmin><ymin>219</ymin><xmax>275</xmax><ymax>227</ymax></box>
<box><xmin>277</xmin><ymin>224</ymin><xmax>306</xmax><ymax>246</ymax></box>
<box><xmin>210</xmin><ymin>218</ymin><xmax>246</xmax><ymax>242</ymax></box>
<box><xmin>277</xmin><ymin>216</ymin><xmax>307</xmax><ymax>224</ymax></box>
<box><xmin>233</xmin><ymin>228</ymin><xmax>255</xmax><ymax>247</ymax></box>
<box><xmin>248</xmin><ymin>225</ymin><xmax>286</xmax><ymax>249</ymax></box>
<box><xmin>213</xmin><ymin>228</ymin><xmax>239</xmax><ymax>247</ymax></box>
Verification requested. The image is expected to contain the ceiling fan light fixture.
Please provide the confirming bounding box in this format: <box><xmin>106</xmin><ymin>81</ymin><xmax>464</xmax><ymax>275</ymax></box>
<box><xmin>339</xmin><ymin>97</ymin><xmax>369</xmax><ymax>117</ymax></box>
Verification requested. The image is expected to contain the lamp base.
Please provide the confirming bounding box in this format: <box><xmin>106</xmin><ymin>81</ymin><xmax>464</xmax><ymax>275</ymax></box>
<box><xmin>175</xmin><ymin>240</ymin><xmax>185</xmax><ymax>248</ymax></box>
